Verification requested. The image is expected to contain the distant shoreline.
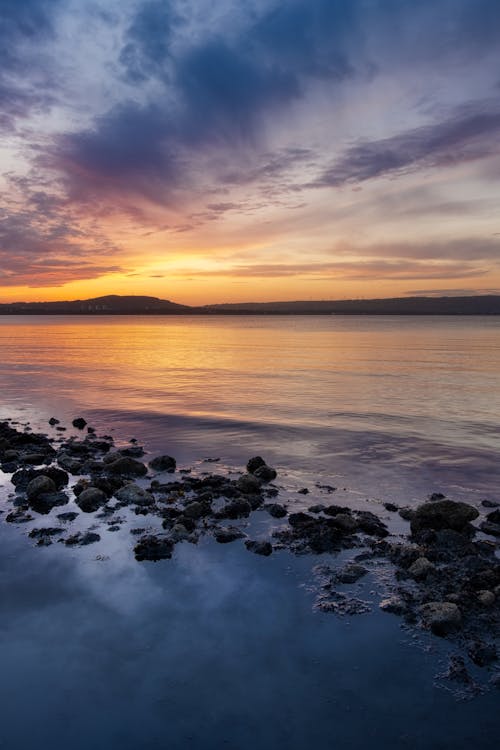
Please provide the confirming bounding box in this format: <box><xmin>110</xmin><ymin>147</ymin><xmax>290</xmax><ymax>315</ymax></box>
<box><xmin>1</xmin><ymin>293</ymin><xmax>500</xmax><ymax>316</ymax></box>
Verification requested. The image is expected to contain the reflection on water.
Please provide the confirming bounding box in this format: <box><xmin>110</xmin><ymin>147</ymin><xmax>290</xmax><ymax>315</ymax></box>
<box><xmin>0</xmin><ymin>525</ymin><xmax>499</xmax><ymax>750</ymax></box>
<box><xmin>1</xmin><ymin>315</ymin><xmax>500</xmax><ymax>748</ymax></box>
<box><xmin>1</xmin><ymin>315</ymin><xmax>500</xmax><ymax>501</ymax></box>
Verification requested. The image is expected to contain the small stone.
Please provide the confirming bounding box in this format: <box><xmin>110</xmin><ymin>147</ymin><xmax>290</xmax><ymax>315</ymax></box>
<box><xmin>245</xmin><ymin>540</ymin><xmax>272</xmax><ymax>556</ymax></box>
<box><xmin>468</xmin><ymin>640</ymin><xmax>497</xmax><ymax>666</ymax></box>
<box><xmin>429</xmin><ymin>492</ymin><xmax>446</xmax><ymax>501</ymax></box>
<box><xmin>72</xmin><ymin>417</ymin><xmax>87</xmax><ymax>430</ymax></box>
<box><xmin>335</xmin><ymin>563</ymin><xmax>367</xmax><ymax>584</ymax></box>
<box><xmin>246</xmin><ymin>456</ymin><xmax>266</xmax><ymax>474</ymax></box>
<box><xmin>486</xmin><ymin>509</ymin><xmax>500</xmax><ymax>525</ymax></box>
<box><xmin>65</xmin><ymin>531</ymin><xmax>101</xmax><ymax>546</ymax></box>
<box><xmin>236</xmin><ymin>474</ymin><xmax>261</xmax><ymax>494</ymax></box>
<box><xmin>399</xmin><ymin>507</ymin><xmax>414</xmax><ymax>521</ymax></box>
<box><xmin>477</xmin><ymin>590</ymin><xmax>495</xmax><ymax>606</ymax></box>
<box><xmin>408</xmin><ymin>557</ymin><xmax>435</xmax><ymax>580</ymax></box>
<box><xmin>253</xmin><ymin>464</ymin><xmax>277</xmax><ymax>482</ymax></box>
<box><xmin>214</xmin><ymin>527</ymin><xmax>245</xmax><ymax>544</ymax></box>
<box><xmin>379</xmin><ymin>596</ymin><xmax>406</xmax><ymax>615</ymax></box>
<box><xmin>297</xmin><ymin>488</ymin><xmax>309</xmax><ymax>495</ymax></box>
<box><xmin>48</xmin><ymin>417</ymin><xmax>60</xmax><ymax>426</ymax></box>
<box><xmin>134</xmin><ymin>535</ymin><xmax>174</xmax><ymax>561</ymax></box>
<box><xmin>383</xmin><ymin>502</ymin><xmax>399</xmax><ymax>512</ymax></box>
<box><xmin>267</xmin><ymin>503</ymin><xmax>287</xmax><ymax>518</ymax></box>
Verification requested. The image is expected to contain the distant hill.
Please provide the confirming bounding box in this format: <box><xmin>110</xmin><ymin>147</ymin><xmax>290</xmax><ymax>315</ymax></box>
<box><xmin>203</xmin><ymin>296</ymin><xmax>500</xmax><ymax>315</ymax></box>
<box><xmin>1</xmin><ymin>294</ymin><xmax>500</xmax><ymax>315</ymax></box>
<box><xmin>0</xmin><ymin>295</ymin><xmax>190</xmax><ymax>315</ymax></box>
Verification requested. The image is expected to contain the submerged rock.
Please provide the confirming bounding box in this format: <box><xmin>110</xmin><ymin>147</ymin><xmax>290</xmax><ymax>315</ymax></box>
<box><xmin>115</xmin><ymin>483</ymin><xmax>154</xmax><ymax>506</ymax></box>
<box><xmin>65</xmin><ymin>531</ymin><xmax>101</xmax><ymax>546</ymax></box>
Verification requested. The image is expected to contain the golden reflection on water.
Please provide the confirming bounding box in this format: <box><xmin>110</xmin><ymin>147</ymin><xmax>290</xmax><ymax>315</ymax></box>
<box><xmin>0</xmin><ymin>315</ymin><xmax>499</xmax><ymax>443</ymax></box>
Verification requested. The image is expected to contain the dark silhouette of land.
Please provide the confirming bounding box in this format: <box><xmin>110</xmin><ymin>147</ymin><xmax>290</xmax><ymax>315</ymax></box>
<box><xmin>1</xmin><ymin>294</ymin><xmax>500</xmax><ymax>315</ymax></box>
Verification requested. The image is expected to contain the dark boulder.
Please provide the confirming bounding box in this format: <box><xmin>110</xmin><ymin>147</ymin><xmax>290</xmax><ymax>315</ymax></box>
<box><xmin>106</xmin><ymin>456</ymin><xmax>148</xmax><ymax>477</ymax></box>
<box><xmin>72</xmin><ymin>417</ymin><xmax>87</xmax><ymax>429</ymax></box>
<box><xmin>267</xmin><ymin>503</ymin><xmax>287</xmax><ymax>518</ymax></box>
<box><xmin>75</xmin><ymin>487</ymin><xmax>107</xmax><ymax>513</ymax></box>
<box><xmin>253</xmin><ymin>464</ymin><xmax>277</xmax><ymax>482</ymax></box>
<box><xmin>410</xmin><ymin>500</ymin><xmax>479</xmax><ymax>535</ymax></box>
<box><xmin>246</xmin><ymin>456</ymin><xmax>266</xmax><ymax>474</ymax></box>
<box><xmin>149</xmin><ymin>455</ymin><xmax>176</xmax><ymax>472</ymax></box>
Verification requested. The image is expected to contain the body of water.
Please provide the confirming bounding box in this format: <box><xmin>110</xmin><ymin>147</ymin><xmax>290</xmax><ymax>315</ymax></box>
<box><xmin>0</xmin><ymin>315</ymin><xmax>499</xmax><ymax>749</ymax></box>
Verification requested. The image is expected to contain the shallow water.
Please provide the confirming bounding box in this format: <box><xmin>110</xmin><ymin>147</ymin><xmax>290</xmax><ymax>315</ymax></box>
<box><xmin>0</xmin><ymin>315</ymin><xmax>499</xmax><ymax>748</ymax></box>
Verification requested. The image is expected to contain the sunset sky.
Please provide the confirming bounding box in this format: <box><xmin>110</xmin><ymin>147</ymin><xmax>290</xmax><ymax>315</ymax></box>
<box><xmin>1</xmin><ymin>0</ymin><xmax>500</xmax><ymax>304</ymax></box>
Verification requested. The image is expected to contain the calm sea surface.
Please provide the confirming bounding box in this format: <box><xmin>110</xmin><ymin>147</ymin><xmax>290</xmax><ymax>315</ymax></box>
<box><xmin>0</xmin><ymin>315</ymin><xmax>499</xmax><ymax>749</ymax></box>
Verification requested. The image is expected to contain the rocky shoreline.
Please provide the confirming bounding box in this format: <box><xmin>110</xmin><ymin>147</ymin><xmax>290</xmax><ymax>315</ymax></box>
<box><xmin>1</xmin><ymin>416</ymin><xmax>499</xmax><ymax>693</ymax></box>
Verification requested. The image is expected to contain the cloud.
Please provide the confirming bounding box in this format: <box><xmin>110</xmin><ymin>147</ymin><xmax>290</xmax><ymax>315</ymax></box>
<box><xmin>315</xmin><ymin>102</ymin><xmax>500</xmax><ymax>187</ymax></box>
<box><xmin>119</xmin><ymin>0</ymin><xmax>178</xmax><ymax>83</ymax></box>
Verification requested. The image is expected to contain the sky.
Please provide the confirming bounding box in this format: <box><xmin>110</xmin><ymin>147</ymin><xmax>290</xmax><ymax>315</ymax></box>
<box><xmin>1</xmin><ymin>0</ymin><xmax>500</xmax><ymax>305</ymax></box>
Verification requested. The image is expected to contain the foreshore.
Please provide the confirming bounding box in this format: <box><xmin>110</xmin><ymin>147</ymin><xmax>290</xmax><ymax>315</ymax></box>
<box><xmin>1</xmin><ymin>415</ymin><xmax>499</xmax><ymax>695</ymax></box>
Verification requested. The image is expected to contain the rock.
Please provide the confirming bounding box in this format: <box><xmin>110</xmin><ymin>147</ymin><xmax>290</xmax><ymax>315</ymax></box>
<box><xmin>355</xmin><ymin>510</ymin><xmax>388</xmax><ymax>538</ymax></box>
<box><xmin>26</xmin><ymin>475</ymin><xmax>56</xmax><ymax>500</ymax></box>
<box><xmin>410</xmin><ymin>500</ymin><xmax>479</xmax><ymax>535</ymax></box>
<box><xmin>335</xmin><ymin>563</ymin><xmax>368</xmax><ymax>584</ymax></box>
<box><xmin>107</xmin><ymin>456</ymin><xmax>148</xmax><ymax>477</ymax></box>
<box><xmin>308</xmin><ymin>504</ymin><xmax>326</xmax><ymax>514</ymax></box>
<box><xmin>134</xmin><ymin>535</ymin><xmax>174</xmax><ymax>561</ymax></box>
<box><xmin>48</xmin><ymin>417</ymin><xmax>60</xmax><ymax>426</ymax></box>
<box><xmin>444</xmin><ymin>655</ymin><xmax>472</xmax><ymax>684</ymax></box>
<box><xmin>183</xmin><ymin>501</ymin><xmax>207</xmax><ymax>519</ymax></box>
<box><xmin>267</xmin><ymin>503</ymin><xmax>287</xmax><ymax>518</ymax></box>
<box><xmin>57</xmin><ymin>453</ymin><xmax>84</xmax><ymax>473</ymax></box>
<box><xmin>380</xmin><ymin>596</ymin><xmax>406</xmax><ymax>615</ymax></box>
<box><xmin>253</xmin><ymin>464</ymin><xmax>277</xmax><ymax>482</ymax></box>
<box><xmin>29</xmin><ymin>491</ymin><xmax>69</xmax><ymax>514</ymax></box>
<box><xmin>120</xmin><ymin>446</ymin><xmax>145</xmax><ymax>458</ymax></box>
<box><xmin>383</xmin><ymin>502</ymin><xmax>399</xmax><ymax>512</ymax></box>
<box><xmin>29</xmin><ymin>527</ymin><xmax>63</xmax><ymax>542</ymax></box>
<box><xmin>429</xmin><ymin>492</ymin><xmax>446</xmax><ymax>501</ymax></box>
<box><xmin>246</xmin><ymin>456</ymin><xmax>266</xmax><ymax>474</ymax></box>
<box><xmin>65</xmin><ymin>531</ymin><xmax>101</xmax><ymax>546</ymax></box>
<box><xmin>6</xmin><ymin>509</ymin><xmax>34</xmax><ymax>523</ymax></box>
<box><xmin>479</xmin><ymin>521</ymin><xmax>500</xmax><ymax>537</ymax></box>
<box><xmin>408</xmin><ymin>557</ymin><xmax>435</xmax><ymax>580</ymax></box>
<box><xmin>57</xmin><ymin>512</ymin><xmax>79</xmax><ymax>522</ymax></box>
<box><xmin>477</xmin><ymin>590</ymin><xmax>495</xmax><ymax>606</ymax></box>
<box><xmin>115</xmin><ymin>484</ymin><xmax>154</xmax><ymax>506</ymax></box>
<box><xmin>399</xmin><ymin>507</ymin><xmax>414</xmax><ymax>521</ymax></box>
<box><xmin>75</xmin><ymin>487</ymin><xmax>107</xmax><ymax>513</ymax></box>
<box><xmin>245</xmin><ymin>540</ymin><xmax>272</xmax><ymax>556</ymax></box>
<box><xmin>329</xmin><ymin>513</ymin><xmax>358</xmax><ymax>533</ymax></box>
<box><xmin>217</xmin><ymin>499</ymin><xmax>252</xmax><ymax>519</ymax></box>
<box><xmin>298</xmin><ymin>488</ymin><xmax>309</xmax><ymax>495</ymax></box>
<box><xmin>418</xmin><ymin>601</ymin><xmax>462</xmax><ymax>636</ymax></box>
<box><xmin>149</xmin><ymin>455</ymin><xmax>176</xmax><ymax>472</ymax></box>
<box><xmin>72</xmin><ymin>417</ymin><xmax>87</xmax><ymax>430</ymax></box>
<box><xmin>468</xmin><ymin>640</ymin><xmax>497</xmax><ymax>666</ymax></box>
<box><xmin>214</xmin><ymin>527</ymin><xmax>245</xmax><ymax>544</ymax></box>
<box><xmin>12</xmin><ymin>466</ymin><xmax>69</xmax><ymax>491</ymax></box>
<box><xmin>486</xmin><ymin>509</ymin><xmax>500</xmax><ymax>525</ymax></box>
<box><xmin>21</xmin><ymin>452</ymin><xmax>48</xmax><ymax>465</ymax></box>
<box><xmin>236</xmin><ymin>474</ymin><xmax>261</xmax><ymax>494</ymax></box>
<box><xmin>481</xmin><ymin>499</ymin><xmax>499</xmax><ymax>508</ymax></box>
